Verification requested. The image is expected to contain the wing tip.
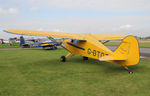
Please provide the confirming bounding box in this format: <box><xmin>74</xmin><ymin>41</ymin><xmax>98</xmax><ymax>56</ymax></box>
<box><xmin>3</xmin><ymin>29</ymin><xmax>21</xmax><ymax>35</ymax></box>
<box><xmin>3</xmin><ymin>29</ymin><xmax>10</xmax><ymax>33</ymax></box>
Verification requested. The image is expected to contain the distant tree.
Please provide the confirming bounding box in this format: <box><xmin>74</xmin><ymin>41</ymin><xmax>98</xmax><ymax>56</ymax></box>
<box><xmin>145</xmin><ymin>36</ymin><xmax>150</xmax><ymax>39</ymax></box>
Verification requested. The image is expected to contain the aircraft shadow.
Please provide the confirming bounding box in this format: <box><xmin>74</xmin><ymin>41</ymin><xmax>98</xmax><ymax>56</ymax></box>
<box><xmin>31</xmin><ymin>57</ymin><xmax>147</xmax><ymax>74</ymax></box>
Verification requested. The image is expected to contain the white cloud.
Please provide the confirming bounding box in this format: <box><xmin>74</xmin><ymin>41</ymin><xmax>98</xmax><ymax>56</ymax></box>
<box><xmin>1</xmin><ymin>15</ymin><xmax>150</xmax><ymax>39</ymax></box>
<box><xmin>37</xmin><ymin>28</ymin><xmax>43</xmax><ymax>31</ymax></box>
<box><xmin>0</xmin><ymin>8</ymin><xmax>18</xmax><ymax>16</ymax></box>
<box><xmin>31</xmin><ymin>7</ymin><xmax>39</xmax><ymax>11</ymax></box>
<box><xmin>0</xmin><ymin>0</ymin><xmax>150</xmax><ymax>40</ymax></box>
<box><xmin>52</xmin><ymin>29</ymin><xmax>61</xmax><ymax>32</ymax></box>
<box><xmin>2</xmin><ymin>0</ymin><xmax>150</xmax><ymax>12</ymax></box>
<box><xmin>0</xmin><ymin>8</ymin><xmax>8</xmax><ymax>16</ymax></box>
<box><xmin>120</xmin><ymin>24</ymin><xmax>132</xmax><ymax>29</ymax></box>
<box><xmin>8</xmin><ymin>8</ymin><xmax>18</xmax><ymax>14</ymax></box>
<box><xmin>26</xmin><ymin>0</ymin><xmax>150</xmax><ymax>12</ymax></box>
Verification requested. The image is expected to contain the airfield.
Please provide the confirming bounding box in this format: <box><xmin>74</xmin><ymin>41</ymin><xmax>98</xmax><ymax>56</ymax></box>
<box><xmin>0</xmin><ymin>43</ymin><xmax>150</xmax><ymax>96</ymax></box>
<box><xmin>1</xmin><ymin>47</ymin><xmax>150</xmax><ymax>58</ymax></box>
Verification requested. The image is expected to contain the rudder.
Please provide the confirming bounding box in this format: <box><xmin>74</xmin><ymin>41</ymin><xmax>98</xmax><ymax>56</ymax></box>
<box><xmin>111</xmin><ymin>36</ymin><xmax>140</xmax><ymax>66</ymax></box>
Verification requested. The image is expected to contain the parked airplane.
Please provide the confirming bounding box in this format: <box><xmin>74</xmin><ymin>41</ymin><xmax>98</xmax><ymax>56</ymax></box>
<box><xmin>4</xmin><ymin>29</ymin><xmax>140</xmax><ymax>73</ymax></box>
<box><xmin>20</xmin><ymin>36</ymin><xmax>58</xmax><ymax>49</ymax></box>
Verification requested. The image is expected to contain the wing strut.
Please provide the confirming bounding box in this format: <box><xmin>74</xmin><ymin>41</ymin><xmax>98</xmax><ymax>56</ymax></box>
<box><xmin>102</xmin><ymin>40</ymin><xmax>110</xmax><ymax>44</ymax></box>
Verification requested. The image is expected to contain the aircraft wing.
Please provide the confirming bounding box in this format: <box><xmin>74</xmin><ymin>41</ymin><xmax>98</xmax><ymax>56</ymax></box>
<box><xmin>4</xmin><ymin>29</ymin><xmax>85</xmax><ymax>40</ymax></box>
<box><xmin>4</xmin><ymin>29</ymin><xmax>126</xmax><ymax>41</ymax></box>
<box><xmin>91</xmin><ymin>34</ymin><xmax>127</xmax><ymax>40</ymax></box>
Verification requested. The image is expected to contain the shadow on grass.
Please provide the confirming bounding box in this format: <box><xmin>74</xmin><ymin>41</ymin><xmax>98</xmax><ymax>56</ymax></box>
<box><xmin>30</xmin><ymin>56</ymin><xmax>147</xmax><ymax>74</ymax></box>
<box><xmin>0</xmin><ymin>65</ymin><xmax>9</xmax><ymax>69</ymax></box>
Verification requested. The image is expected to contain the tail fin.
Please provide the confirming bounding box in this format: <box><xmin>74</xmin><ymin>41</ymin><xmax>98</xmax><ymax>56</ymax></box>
<box><xmin>111</xmin><ymin>36</ymin><xmax>140</xmax><ymax>66</ymax></box>
<box><xmin>20</xmin><ymin>36</ymin><xmax>26</xmax><ymax>46</ymax></box>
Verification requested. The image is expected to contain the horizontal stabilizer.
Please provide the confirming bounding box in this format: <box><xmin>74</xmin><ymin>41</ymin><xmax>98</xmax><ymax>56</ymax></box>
<box><xmin>99</xmin><ymin>56</ymin><xmax>127</xmax><ymax>61</ymax></box>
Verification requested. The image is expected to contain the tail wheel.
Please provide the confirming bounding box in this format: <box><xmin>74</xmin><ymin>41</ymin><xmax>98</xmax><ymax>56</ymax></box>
<box><xmin>83</xmin><ymin>56</ymin><xmax>88</xmax><ymax>60</ymax></box>
<box><xmin>128</xmin><ymin>71</ymin><xmax>133</xmax><ymax>74</ymax></box>
<box><xmin>60</xmin><ymin>56</ymin><xmax>66</xmax><ymax>62</ymax></box>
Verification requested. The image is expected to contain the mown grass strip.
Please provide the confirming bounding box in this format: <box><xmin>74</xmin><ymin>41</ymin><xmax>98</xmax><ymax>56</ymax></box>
<box><xmin>0</xmin><ymin>49</ymin><xmax>149</xmax><ymax>96</ymax></box>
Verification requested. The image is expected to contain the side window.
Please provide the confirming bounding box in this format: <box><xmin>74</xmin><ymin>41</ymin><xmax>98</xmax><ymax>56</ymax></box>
<box><xmin>71</xmin><ymin>39</ymin><xmax>79</xmax><ymax>44</ymax></box>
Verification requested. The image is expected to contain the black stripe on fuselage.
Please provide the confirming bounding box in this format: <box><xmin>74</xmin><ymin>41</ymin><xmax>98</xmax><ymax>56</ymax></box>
<box><xmin>66</xmin><ymin>42</ymin><xmax>85</xmax><ymax>50</ymax></box>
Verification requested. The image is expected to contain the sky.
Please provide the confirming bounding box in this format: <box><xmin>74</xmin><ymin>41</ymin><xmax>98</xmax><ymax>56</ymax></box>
<box><xmin>0</xmin><ymin>0</ymin><xmax>150</xmax><ymax>39</ymax></box>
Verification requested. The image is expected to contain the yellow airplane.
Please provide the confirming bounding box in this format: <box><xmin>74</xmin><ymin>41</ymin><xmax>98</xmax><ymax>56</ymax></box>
<box><xmin>4</xmin><ymin>29</ymin><xmax>140</xmax><ymax>73</ymax></box>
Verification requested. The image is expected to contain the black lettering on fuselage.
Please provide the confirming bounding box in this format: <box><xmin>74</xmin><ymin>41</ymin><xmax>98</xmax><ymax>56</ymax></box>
<box><xmin>87</xmin><ymin>48</ymin><xmax>108</xmax><ymax>57</ymax></box>
<box><xmin>87</xmin><ymin>48</ymin><xmax>91</xmax><ymax>54</ymax></box>
<box><xmin>93</xmin><ymin>50</ymin><xmax>96</xmax><ymax>56</ymax></box>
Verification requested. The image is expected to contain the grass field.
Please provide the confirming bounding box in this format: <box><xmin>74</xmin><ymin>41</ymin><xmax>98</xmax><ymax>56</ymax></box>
<box><xmin>0</xmin><ymin>43</ymin><xmax>19</xmax><ymax>48</ymax></box>
<box><xmin>0</xmin><ymin>48</ymin><xmax>150</xmax><ymax>96</ymax></box>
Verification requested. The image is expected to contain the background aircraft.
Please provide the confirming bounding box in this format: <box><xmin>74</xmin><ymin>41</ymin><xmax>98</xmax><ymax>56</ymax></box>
<box><xmin>20</xmin><ymin>36</ymin><xmax>58</xmax><ymax>49</ymax></box>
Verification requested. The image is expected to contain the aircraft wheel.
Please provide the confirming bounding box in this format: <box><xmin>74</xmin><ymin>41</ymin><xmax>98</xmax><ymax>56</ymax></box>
<box><xmin>60</xmin><ymin>56</ymin><xmax>66</xmax><ymax>62</ymax></box>
<box><xmin>55</xmin><ymin>46</ymin><xmax>57</xmax><ymax>49</ymax></box>
<box><xmin>128</xmin><ymin>71</ymin><xmax>133</xmax><ymax>74</ymax></box>
<box><xmin>51</xmin><ymin>46</ymin><xmax>57</xmax><ymax>50</ymax></box>
<box><xmin>83</xmin><ymin>56</ymin><xmax>88</xmax><ymax>60</ymax></box>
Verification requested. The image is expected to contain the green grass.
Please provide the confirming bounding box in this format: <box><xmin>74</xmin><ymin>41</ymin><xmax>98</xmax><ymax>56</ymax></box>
<box><xmin>139</xmin><ymin>42</ymin><xmax>150</xmax><ymax>48</ymax></box>
<box><xmin>104</xmin><ymin>42</ymin><xmax>121</xmax><ymax>46</ymax></box>
<box><xmin>0</xmin><ymin>49</ymin><xmax>150</xmax><ymax>96</ymax></box>
<box><xmin>104</xmin><ymin>42</ymin><xmax>150</xmax><ymax>48</ymax></box>
<box><xmin>0</xmin><ymin>43</ymin><xmax>20</xmax><ymax>48</ymax></box>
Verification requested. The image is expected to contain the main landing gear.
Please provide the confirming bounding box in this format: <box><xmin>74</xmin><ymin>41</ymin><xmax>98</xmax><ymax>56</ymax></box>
<box><xmin>60</xmin><ymin>53</ymin><xmax>72</xmax><ymax>62</ymax></box>
<box><xmin>60</xmin><ymin>56</ymin><xmax>66</xmax><ymax>62</ymax></box>
<box><xmin>60</xmin><ymin>53</ymin><xmax>88</xmax><ymax>62</ymax></box>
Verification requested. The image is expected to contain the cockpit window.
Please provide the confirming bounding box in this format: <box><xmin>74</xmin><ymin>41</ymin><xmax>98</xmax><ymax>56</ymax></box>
<box><xmin>42</xmin><ymin>38</ymin><xmax>52</xmax><ymax>42</ymax></box>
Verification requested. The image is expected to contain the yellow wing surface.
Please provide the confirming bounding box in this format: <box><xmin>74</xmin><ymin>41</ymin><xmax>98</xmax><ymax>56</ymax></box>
<box><xmin>4</xmin><ymin>29</ymin><xmax>85</xmax><ymax>40</ymax></box>
<box><xmin>91</xmin><ymin>34</ymin><xmax>127</xmax><ymax>40</ymax></box>
<box><xmin>4</xmin><ymin>29</ymin><xmax>126</xmax><ymax>40</ymax></box>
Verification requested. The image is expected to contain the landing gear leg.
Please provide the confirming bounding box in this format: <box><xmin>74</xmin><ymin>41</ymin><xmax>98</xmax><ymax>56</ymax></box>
<box><xmin>60</xmin><ymin>52</ymin><xmax>72</xmax><ymax>62</ymax></box>
<box><xmin>124</xmin><ymin>66</ymin><xmax>133</xmax><ymax>74</ymax></box>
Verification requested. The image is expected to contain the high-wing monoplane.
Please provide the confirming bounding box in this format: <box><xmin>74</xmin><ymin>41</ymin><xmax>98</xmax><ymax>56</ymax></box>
<box><xmin>4</xmin><ymin>29</ymin><xmax>140</xmax><ymax>73</ymax></box>
<box><xmin>20</xmin><ymin>36</ymin><xmax>58</xmax><ymax>49</ymax></box>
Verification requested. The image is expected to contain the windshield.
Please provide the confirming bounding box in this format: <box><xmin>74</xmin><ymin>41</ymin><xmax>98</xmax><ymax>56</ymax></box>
<box><xmin>42</xmin><ymin>38</ymin><xmax>52</xmax><ymax>42</ymax></box>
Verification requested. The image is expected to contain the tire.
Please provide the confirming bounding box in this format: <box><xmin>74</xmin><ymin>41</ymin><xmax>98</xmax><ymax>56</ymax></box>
<box><xmin>128</xmin><ymin>71</ymin><xmax>133</xmax><ymax>74</ymax></box>
<box><xmin>83</xmin><ymin>56</ymin><xmax>88</xmax><ymax>60</ymax></box>
<box><xmin>60</xmin><ymin>56</ymin><xmax>66</xmax><ymax>62</ymax></box>
<box><xmin>54</xmin><ymin>46</ymin><xmax>57</xmax><ymax>49</ymax></box>
<box><xmin>51</xmin><ymin>46</ymin><xmax>57</xmax><ymax>50</ymax></box>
